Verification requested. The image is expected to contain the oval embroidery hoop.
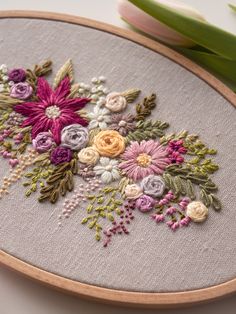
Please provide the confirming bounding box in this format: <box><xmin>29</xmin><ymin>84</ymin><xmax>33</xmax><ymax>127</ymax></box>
<box><xmin>0</xmin><ymin>11</ymin><xmax>235</xmax><ymax>308</ymax></box>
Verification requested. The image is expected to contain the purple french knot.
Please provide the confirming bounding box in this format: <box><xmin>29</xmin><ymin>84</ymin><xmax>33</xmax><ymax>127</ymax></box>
<box><xmin>50</xmin><ymin>146</ymin><xmax>72</xmax><ymax>165</ymax></box>
<box><xmin>8</xmin><ymin>68</ymin><xmax>26</xmax><ymax>83</ymax></box>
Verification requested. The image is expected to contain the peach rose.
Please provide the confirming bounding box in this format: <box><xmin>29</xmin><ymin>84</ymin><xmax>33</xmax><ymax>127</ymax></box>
<box><xmin>93</xmin><ymin>130</ymin><xmax>125</xmax><ymax>158</ymax></box>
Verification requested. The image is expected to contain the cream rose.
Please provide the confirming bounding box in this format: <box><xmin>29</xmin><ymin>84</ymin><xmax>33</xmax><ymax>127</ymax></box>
<box><xmin>186</xmin><ymin>201</ymin><xmax>208</xmax><ymax>222</ymax></box>
<box><xmin>105</xmin><ymin>92</ymin><xmax>127</xmax><ymax>112</ymax></box>
<box><xmin>78</xmin><ymin>147</ymin><xmax>100</xmax><ymax>165</ymax></box>
<box><xmin>93</xmin><ymin>130</ymin><xmax>125</xmax><ymax>158</ymax></box>
<box><xmin>125</xmin><ymin>184</ymin><xmax>143</xmax><ymax>200</ymax></box>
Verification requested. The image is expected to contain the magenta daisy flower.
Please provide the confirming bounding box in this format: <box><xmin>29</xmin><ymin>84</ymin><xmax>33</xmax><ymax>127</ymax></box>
<box><xmin>119</xmin><ymin>140</ymin><xmax>170</xmax><ymax>181</ymax></box>
<box><xmin>13</xmin><ymin>77</ymin><xmax>90</xmax><ymax>144</ymax></box>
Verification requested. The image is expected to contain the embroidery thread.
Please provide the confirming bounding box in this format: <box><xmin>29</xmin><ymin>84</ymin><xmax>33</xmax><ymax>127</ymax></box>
<box><xmin>0</xmin><ymin>59</ymin><xmax>221</xmax><ymax>247</ymax></box>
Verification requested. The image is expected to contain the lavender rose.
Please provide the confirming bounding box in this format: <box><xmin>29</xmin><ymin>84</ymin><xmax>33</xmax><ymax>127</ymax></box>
<box><xmin>61</xmin><ymin>124</ymin><xmax>89</xmax><ymax>151</ymax></box>
<box><xmin>8</xmin><ymin>68</ymin><xmax>26</xmax><ymax>83</ymax></box>
<box><xmin>50</xmin><ymin>146</ymin><xmax>72</xmax><ymax>165</ymax></box>
<box><xmin>141</xmin><ymin>175</ymin><xmax>165</xmax><ymax>197</ymax></box>
<box><xmin>10</xmin><ymin>82</ymin><xmax>33</xmax><ymax>100</ymax></box>
<box><xmin>135</xmin><ymin>195</ymin><xmax>156</xmax><ymax>213</ymax></box>
<box><xmin>32</xmin><ymin>132</ymin><xmax>55</xmax><ymax>153</ymax></box>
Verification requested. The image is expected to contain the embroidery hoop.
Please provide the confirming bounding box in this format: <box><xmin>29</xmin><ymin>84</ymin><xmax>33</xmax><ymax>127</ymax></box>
<box><xmin>0</xmin><ymin>11</ymin><xmax>235</xmax><ymax>308</ymax></box>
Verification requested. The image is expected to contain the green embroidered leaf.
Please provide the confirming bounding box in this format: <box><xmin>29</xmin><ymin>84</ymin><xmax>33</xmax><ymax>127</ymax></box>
<box><xmin>26</xmin><ymin>60</ymin><xmax>52</xmax><ymax>91</ymax></box>
<box><xmin>54</xmin><ymin>59</ymin><xmax>73</xmax><ymax>88</ymax></box>
<box><xmin>122</xmin><ymin>88</ymin><xmax>141</xmax><ymax>103</ymax></box>
<box><xmin>89</xmin><ymin>220</ymin><xmax>97</xmax><ymax>229</ymax></box>
<box><xmin>81</xmin><ymin>217</ymin><xmax>88</xmax><ymax>224</ymax></box>
<box><xmin>87</xmin><ymin>205</ymin><xmax>94</xmax><ymax>213</ymax></box>
<box><xmin>107</xmin><ymin>213</ymin><xmax>115</xmax><ymax>222</ymax></box>
<box><xmin>88</xmin><ymin>128</ymin><xmax>100</xmax><ymax>145</ymax></box>
<box><xmin>160</xmin><ymin>130</ymin><xmax>188</xmax><ymax>145</ymax></box>
<box><xmin>118</xmin><ymin>176</ymin><xmax>132</xmax><ymax>198</ymax></box>
<box><xmin>126</xmin><ymin>119</ymin><xmax>169</xmax><ymax>143</ymax></box>
<box><xmin>186</xmin><ymin>180</ymin><xmax>196</xmax><ymax>200</ymax></box>
<box><xmin>211</xmin><ymin>194</ymin><xmax>222</xmax><ymax>211</ymax></box>
<box><xmin>14</xmin><ymin>126</ymin><xmax>32</xmax><ymax>134</ymax></box>
<box><xmin>33</xmin><ymin>60</ymin><xmax>52</xmax><ymax>77</ymax></box>
<box><xmin>25</xmin><ymin>189</ymin><xmax>32</xmax><ymax>197</ymax></box>
<box><xmin>200</xmin><ymin>189</ymin><xmax>212</xmax><ymax>207</ymax></box>
<box><xmin>33</xmin><ymin>152</ymin><xmax>50</xmax><ymax>164</ymax></box>
<box><xmin>68</xmin><ymin>83</ymin><xmax>80</xmax><ymax>98</ymax></box>
<box><xmin>95</xmin><ymin>233</ymin><xmax>101</xmax><ymax>241</ymax></box>
<box><xmin>135</xmin><ymin>93</ymin><xmax>157</xmax><ymax>121</ymax></box>
<box><xmin>0</xmin><ymin>94</ymin><xmax>23</xmax><ymax>108</ymax></box>
<box><xmin>38</xmin><ymin>158</ymin><xmax>77</xmax><ymax>204</ymax></box>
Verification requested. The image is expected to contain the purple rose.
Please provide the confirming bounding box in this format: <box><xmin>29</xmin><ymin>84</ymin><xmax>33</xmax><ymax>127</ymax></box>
<box><xmin>10</xmin><ymin>82</ymin><xmax>33</xmax><ymax>100</ymax></box>
<box><xmin>135</xmin><ymin>195</ymin><xmax>156</xmax><ymax>213</ymax></box>
<box><xmin>50</xmin><ymin>146</ymin><xmax>72</xmax><ymax>165</ymax></box>
<box><xmin>32</xmin><ymin>132</ymin><xmax>55</xmax><ymax>153</ymax></box>
<box><xmin>8</xmin><ymin>68</ymin><xmax>26</xmax><ymax>83</ymax></box>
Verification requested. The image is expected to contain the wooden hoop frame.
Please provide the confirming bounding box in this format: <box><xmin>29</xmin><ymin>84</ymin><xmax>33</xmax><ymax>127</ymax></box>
<box><xmin>0</xmin><ymin>11</ymin><xmax>236</xmax><ymax>308</ymax></box>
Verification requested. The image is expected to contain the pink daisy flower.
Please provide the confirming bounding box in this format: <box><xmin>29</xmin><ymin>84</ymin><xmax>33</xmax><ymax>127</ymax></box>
<box><xmin>14</xmin><ymin>77</ymin><xmax>90</xmax><ymax>144</ymax></box>
<box><xmin>119</xmin><ymin>140</ymin><xmax>170</xmax><ymax>181</ymax></box>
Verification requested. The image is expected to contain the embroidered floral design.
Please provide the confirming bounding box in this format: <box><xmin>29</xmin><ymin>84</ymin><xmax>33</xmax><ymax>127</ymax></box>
<box><xmin>124</xmin><ymin>184</ymin><xmax>143</xmax><ymax>200</ymax></box>
<box><xmin>14</xmin><ymin>77</ymin><xmax>89</xmax><ymax>144</ymax></box>
<box><xmin>135</xmin><ymin>194</ymin><xmax>156</xmax><ymax>212</ymax></box>
<box><xmin>77</xmin><ymin>146</ymin><xmax>100</xmax><ymax>165</ymax></box>
<box><xmin>141</xmin><ymin>175</ymin><xmax>165</xmax><ymax>197</ymax></box>
<box><xmin>61</xmin><ymin>124</ymin><xmax>89</xmax><ymax>151</ymax></box>
<box><xmin>50</xmin><ymin>146</ymin><xmax>73</xmax><ymax>165</ymax></box>
<box><xmin>0</xmin><ymin>59</ymin><xmax>222</xmax><ymax>247</ymax></box>
<box><xmin>119</xmin><ymin>140</ymin><xmax>170</xmax><ymax>181</ymax></box>
<box><xmin>186</xmin><ymin>201</ymin><xmax>208</xmax><ymax>222</ymax></box>
<box><xmin>94</xmin><ymin>157</ymin><xmax>120</xmax><ymax>183</ymax></box>
<box><xmin>88</xmin><ymin>106</ymin><xmax>111</xmax><ymax>130</ymax></box>
<box><xmin>8</xmin><ymin>68</ymin><xmax>26</xmax><ymax>83</ymax></box>
<box><xmin>32</xmin><ymin>132</ymin><xmax>55</xmax><ymax>153</ymax></box>
<box><xmin>105</xmin><ymin>92</ymin><xmax>127</xmax><ymax>112</ymax></box>
<box><xmin>10</xmin><ymin>82</ymin><xmax>33</xmax><ymax>100</ymax></box>
<box><xmin>93</xmin><ymin>130</ymin><xmax>125</xmax><ymax>158</ymax></box>
<box><xmin>109</xmin><ymin>113</ymin><xmax>136</xmax><ymax>136</ymax></box>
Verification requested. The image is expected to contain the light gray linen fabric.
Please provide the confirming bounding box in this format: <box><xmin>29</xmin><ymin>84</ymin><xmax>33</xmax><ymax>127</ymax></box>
<box><xmin>0</xmin><ymin>18</ymin><xmax>235</xmax><ymax>293</ymax></box>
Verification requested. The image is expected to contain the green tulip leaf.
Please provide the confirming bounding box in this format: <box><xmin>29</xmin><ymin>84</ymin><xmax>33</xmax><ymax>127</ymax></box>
<box><xmin>128</xmin><ymin>0</ymin><xmax>236</xmax><ymax>60</ymax></box>
<box><xmin>177</xmin><ymin>47</ymin><xmax>236</xmax><ymax>91</ymax></box>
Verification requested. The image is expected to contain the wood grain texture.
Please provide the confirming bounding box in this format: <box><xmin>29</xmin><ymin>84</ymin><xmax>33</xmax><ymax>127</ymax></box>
<box><xmin>0</xmin><ymin>10</ymin><xmax>235</xmax><ymax>308</ymax></box>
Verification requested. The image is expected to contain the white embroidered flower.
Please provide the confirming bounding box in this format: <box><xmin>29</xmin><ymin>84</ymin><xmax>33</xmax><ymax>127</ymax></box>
<box><xmin>94</xmin><ymin>157</ymin><xmax>120</xmax><ymax>183</ymax></box>
<box><xmin>105</xmin><ymin>92</ymin><xmax>127</xmax><ymax>112</ymax></box>
<box><xmin>78</xmin><ymin>146</ymin><xmax>100</xmax><ymax>165</ymax></box>
<box><xmin>125</xmin><ymin>184</ymin><xmax>143</xmax><ymax>200</ymax></box>
<box><xmin>88</xmin><ymin>105</ymin><xmax>111</xmax><ymax>130</ymax></box>
<box><xmin>186</xmin><ymin>201</ymin><xmax>208</xmax><ymax>222</ymax></box>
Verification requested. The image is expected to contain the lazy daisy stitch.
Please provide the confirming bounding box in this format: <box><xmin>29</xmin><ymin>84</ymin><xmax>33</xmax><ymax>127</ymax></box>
<box><xmin>0</xmin><ymin>59</ymin><xmax>221</xmax><ymax>247</ymax></box>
